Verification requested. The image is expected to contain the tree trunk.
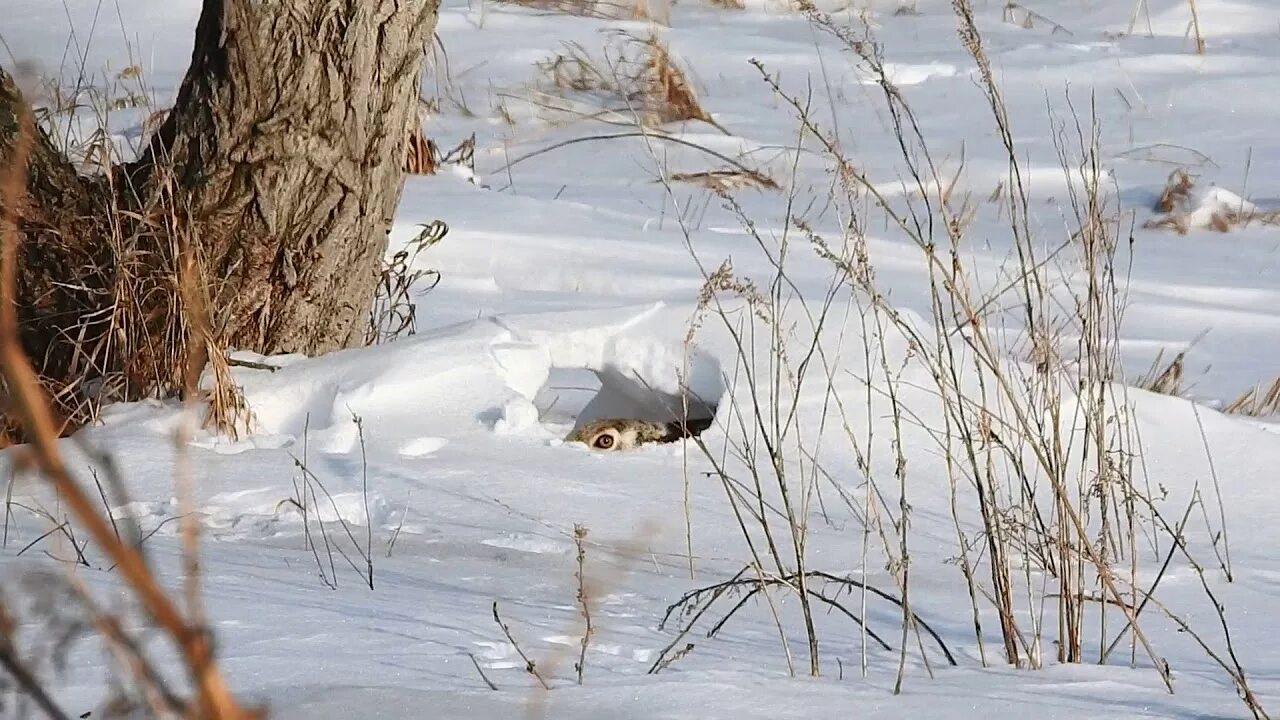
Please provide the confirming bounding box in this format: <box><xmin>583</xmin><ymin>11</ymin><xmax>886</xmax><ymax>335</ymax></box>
<box><xmin>0</xmin><ymin>0</ymin><xmax>437</xmax><ymax>432</ymax></box>
<box><xmin>145</xmin><ymin>0</ymin><xmax>438</xmax><ymax>354</ymax></box>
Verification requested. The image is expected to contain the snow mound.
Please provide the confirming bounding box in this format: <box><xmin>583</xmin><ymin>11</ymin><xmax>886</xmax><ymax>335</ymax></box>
<box><xmin>220</xmin><ymin>302</ymin><xmax>722</xmax><ymax>451</ymax></box>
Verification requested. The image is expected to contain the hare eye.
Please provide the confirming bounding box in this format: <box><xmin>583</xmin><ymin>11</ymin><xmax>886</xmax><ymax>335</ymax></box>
<box><xmin>593</xmin><ymin>433</ymin><xmax>616</xmax><ymax>449</ymax></box>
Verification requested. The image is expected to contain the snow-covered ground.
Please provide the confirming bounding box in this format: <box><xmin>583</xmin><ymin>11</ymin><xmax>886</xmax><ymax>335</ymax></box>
<box><xmin>4</xmin><ymin>0</ymin><xmax>1280</xmax><ymax>717</ymax></box>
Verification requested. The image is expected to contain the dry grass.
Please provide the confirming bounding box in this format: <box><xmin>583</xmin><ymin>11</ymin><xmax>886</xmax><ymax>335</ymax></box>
<box><xmin>670</xmin><ymin>169</ymin><xmax>777</xmax><ymax>192</ymax></box>
<box><xmin>177</xmin><ymin>239</ymin><xmax>255</xmax><ymax>442</ymax></box>
<box><xmin>641</xmin><ymin>36</ymin><xmax>718</xmax><ymax>128</ymax></box>
<box><xmin>634</xmin><ymin>4</ymin><xmax>1272</xmax><ymax>716</ymax></box>
<box><xmin>1137</xmin><ymin>346</ymin><xmax>1280</xmax><ymax>419</ymax></box>
<box><xmin>630</xmin><ymin>0</ymin><xmax>672</xmax><ymax>25</ymax></box>
<box><xmin>1145</xmin><ymin>168</ymin><xmax>1280</xmax><ymax>234</ymax></box>
<box><xmin>367</xmin><ymin>220</ymin><xmax>448</xmax><ymax>345</ymax></box>
<box><xmin>403</xmin><ymin>123</ymin><xmax>439</xmax><ymax>175</ymax></box>
<box><xmin>0</xmin><ymin>63</ymin><xmax>256</xmax><ymax>442</ymax></box>
<box><xmin>1154</xmin><ymin>168</ymin><xmax>1195</xmax><ymax>213</ymax></box>
<box><xmin>538</xmin><ymin>32</ymin><xmax>726</xmax><ymax>133</ymax></box>
<box><xmin>402</xmin><ymin>115</ymin><xmax>481</xmax><ymax>177</ymax></box>
<box><xmin>1223</xmin><ymin>376</ymin><xmax>1280</xmax><ymax>417</ymax></box>
<box><xmin>1137</xmin><ymin>349</ymin><xmax>1188</xmax><ymax>397</ymax></box>
<box><xmin>1187</xmin><ymin>0</ymin><xmax>1205</xmax><ymax>54</ymax></box>
<box><xmin>540</xmin><ymin>42</ymin><xmax>615</xmax><ymax>95</ymax></box>
<box><xmin>1</xmin><ymin>84</ymin><xmax>259</xmax><ymax>720</ymax></box>
<box><xmin>5</xmin><ymin>58</ymin><xmax>458</xmax><ymax>440</ymax></box>
<box><xmin>491</xmin><ymin>0</ymin><xmax>668</xmax><ymax>23</ymax></box>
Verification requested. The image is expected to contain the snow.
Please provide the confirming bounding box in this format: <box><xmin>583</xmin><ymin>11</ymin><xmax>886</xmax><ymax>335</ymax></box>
<box><xmin>4</xmin><ymin>0</ymin><xmax>1280</xmax><ymax>718</ymax></box>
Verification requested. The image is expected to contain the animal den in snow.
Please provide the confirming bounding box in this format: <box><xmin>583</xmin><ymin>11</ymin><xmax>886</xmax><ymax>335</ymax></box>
<box><xmin>490</xmin><ymin>305</ymin><xmax>723</xmax><ymax>451</ymax></box>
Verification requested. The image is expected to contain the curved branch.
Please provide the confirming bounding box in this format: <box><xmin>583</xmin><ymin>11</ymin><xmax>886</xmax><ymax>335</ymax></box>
<box><xmin>493</xmin><ymin>131</ymin><xmax>766</xmax><ymax>181</ymax></box>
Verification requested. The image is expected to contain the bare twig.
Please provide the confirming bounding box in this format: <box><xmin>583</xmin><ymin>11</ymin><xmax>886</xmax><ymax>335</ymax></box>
<box><xmin>573</xmin><ymin>524</ymin><xmax>592</xmax><ymax>685</ymax></box>
<box><xmin>492</xmin><ymin>601</ymin><xmax>552</xmax><ymax>690</ymax></box>
<box><xmin>468</xmin><ymin>652</ymin><xmax>500</xmax><ymax>691</ymax></box>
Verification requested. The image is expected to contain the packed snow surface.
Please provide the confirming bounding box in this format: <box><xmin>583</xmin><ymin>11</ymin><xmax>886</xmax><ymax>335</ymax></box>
<box><xmin>4</xmin><ymin>0</ymin><xmax>1280</xmax><ymax>718</ymax></box>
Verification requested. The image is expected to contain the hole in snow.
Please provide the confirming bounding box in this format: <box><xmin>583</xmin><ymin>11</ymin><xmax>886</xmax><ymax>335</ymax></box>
<box><xmin>533</xmin><ymin>367</ymin><xmax>602</xmax><ymax>425</ymax></box>
<box><xmin>531</xmin><ymin>347</ymin><xmax>724</xmax><ymax>438</ymax></box>
<box><xmin>488</xmin><ymin>309</ymin><xmax>726</xmax><ymax>442</ymax></box>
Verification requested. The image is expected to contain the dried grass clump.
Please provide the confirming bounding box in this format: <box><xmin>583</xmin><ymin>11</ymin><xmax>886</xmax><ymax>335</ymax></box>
<box><xmin>1154</xmin><ymin>168</ymin><xmax>1195</xmax><ymax>213</ymax></box>
<box><xmin>402</xmin><ymin>125</ymin><xmax>475</xmax><ymax>178</ymax></box>
<box><xmin>404</xmin><ymin>124</ymin><xmax>439</xmax><ymax>175</ymax></box>
<box><xmin>1223</xmin><ymin>376</ymin><xmax>1280</xmax><ymax>417</ymax></box>
<box><xmin>1144</xmin><ymin>168</ymin><xmax>1280</xmax><ymax>234</ymax></box>
<box><xmin>541</xmin><ymin>42</ymin><xmax>620</xmax><ymax>96</ymax></box>
<box><xmin>538</xmin><ymin>33</ymin><xmax>726</xmax><ymax>132</ymax></box>
<box><xmin>368</xmin><ymin>220</ymin><xmax>448</xmax><ymax>345</ymax></box>
<box><xmin>0</xmin><ymin>67</ymin><xmax>251</xmax><ymax>441</ymax></box>
<box><xmin>641</xmin><ymin>36</ymin><xmax>717</xmax><ymax>127</ymax></box>
<box><xmin>492</xmin><ymin>0</ymin><xmax>668</xmax><ymax>23</ymax></box>
<box><xmin>1137</xmin><ymin>349</ymin><xmax>1187</xmax><ymax>397</ymax></box>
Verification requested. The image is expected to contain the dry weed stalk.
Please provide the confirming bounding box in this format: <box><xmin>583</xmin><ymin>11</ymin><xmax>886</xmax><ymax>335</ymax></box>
<box><xmin>573</xmin><ymin>524</ymin><xmax>592</xmax><ymax>685</ymax></box>
<box><xmin>367</xmin><ymin>220</ymin><xmax>447</xmax><ymax>345</ymax></box>
<box><xmin>776</xmin><ymin>3</ymin><xmax>1262</xmax><ymax>715</ymax></box>
<box><xmin>491</xmin><ymin>602</ymin><xmax>552</xmax><ymax>690</ymax></box>
<box><xmin>0</xmin><ymin>578</ymin><xmax>74</xmax><ymax>716</ymax></box>
<box><xmin>281</xmin><ymin>417</ymin><xmax>378</xmax><ymax>590</ymax></box>
<box><xmin>1136</xmin><ymin>349</ymin><xmax>1187</xmax><ymax>397</ymax></box>
<box><xmin>670</xmin><ymin>169</ymin><xmax>778</xmax><ymax>192</ymax></box>
<box><xmin>628</xmin><ymin>3</ymin><xmax>1268</xmax><ymax>716</ymax></box>
<box><xmin>497</xmin><ymin>132</ymin><xmax>767</xmax><ymax>186</ymax></box>
<box><xmin>650</xmin><ymin>570</ymin><xmax>956</xmax><ymax>674</ymax></box>
<box><xmin>631</xmin><ymin>85</ymin><xmax>933</xmax><ymax>678</ymax></box>
<box><xmin>1186</xmin><ymin>0</ymin><xmax>1205</xmax><ymax>54</ymax></box>
<box><xmin>1002</xmin><ymin>3</ymin><xmax>1071</xmax><ymax>34</ymax></box>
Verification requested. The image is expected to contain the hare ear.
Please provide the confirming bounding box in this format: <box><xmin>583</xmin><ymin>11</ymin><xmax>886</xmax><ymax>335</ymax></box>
<box><xmin>661</xmin><ymin>417</ymin><xmax>713</xmax><ymax>442</ymax></box>
<box><xmin>684</xmin><ymin>416</ymin><xmax>714</xmax><ymax>436</ymax></box>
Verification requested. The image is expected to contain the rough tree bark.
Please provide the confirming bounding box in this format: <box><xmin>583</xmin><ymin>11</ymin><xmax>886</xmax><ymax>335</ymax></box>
<box><xmin>143</xmin><ymin>0</ymin><xmax>439</xmax><ymax>354</ymax></box>
<box><xmin>0</xmin><ymin>0</ymin><xmax>438</xmax><ymax>430</ymax></box>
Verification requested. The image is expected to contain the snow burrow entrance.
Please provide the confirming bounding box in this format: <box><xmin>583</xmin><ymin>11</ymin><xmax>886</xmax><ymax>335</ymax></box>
<box><xmin>490</xmin><ymin>317</ymin><xmax>724</xmax><ymax>439</ymax></box>
<box><xmin>533</xmin><ymin>357</ymin><xmax>722</xmax><ymax>436</ymax></box>
<box><xmin>532</xmin><ymin>367</ymin><xmax>602</xmax><ymax>426</ymax></box>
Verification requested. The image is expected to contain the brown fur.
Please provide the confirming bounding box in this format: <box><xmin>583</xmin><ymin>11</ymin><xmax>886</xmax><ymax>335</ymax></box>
<box><xmin>566</xmin><ymin>416</ymin><xmax>713</xmax><ymax>451</ymax></box>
